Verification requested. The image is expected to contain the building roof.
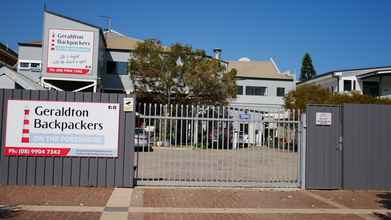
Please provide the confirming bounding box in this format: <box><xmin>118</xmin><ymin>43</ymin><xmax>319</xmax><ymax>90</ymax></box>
<box><xmin>297</xmin><ymin>65</ymin><xmax>391</xmax><ymax>85</ymax></box>
<box><xmin>18</xmin><ymin>41</ymin><xmax>43</xmax><ymax>47</ymax></box>
<box><xmin>0</xmin><ymin>42</ymin><xmax>18</xmax><ymax>67</ymax></box>
<box><xmin>104</xmin><ymin>31</ymin><xmax>142</xmax><ymax>50</ymax></box>
<box><xmin>228</xmin><ymin>60</ymin><xmax>293</xmax><ymax>80</ymax></box>
<box><xmin>0</xmin><ymin>65</ymin><xmax>45</xmax><ymax>90</ymax></box>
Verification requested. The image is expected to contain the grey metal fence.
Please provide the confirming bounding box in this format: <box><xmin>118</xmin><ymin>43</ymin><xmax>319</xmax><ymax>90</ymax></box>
<box><xmin>306</xmin><ymin>104</ymin><xmax>391</xmax><ymax>190</ymax></box>
<box><xmin>135</xmin><ymin>103</ymin><xmax>302</xmax><ymax>187</ymax></box>
<box><xmin>0</xmin><ymin>89</ymin><xmax>135</xmax><ymax>187</ymax></box>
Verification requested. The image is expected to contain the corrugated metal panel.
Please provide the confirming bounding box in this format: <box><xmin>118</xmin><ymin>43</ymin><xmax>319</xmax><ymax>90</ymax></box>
<box><xmin>0</xmin><ymin>89</ymin><xmax>134</xmax><ymax>187</ymax></box>
<box><xmin>306</xmin><ymin>105</ymin><xmax>342</xmax><ymax>189</ymax></box>
<box><xmin>343</xmin><ymin>104</ymin><xmax>391</xmax><ymax>190</ymax></box>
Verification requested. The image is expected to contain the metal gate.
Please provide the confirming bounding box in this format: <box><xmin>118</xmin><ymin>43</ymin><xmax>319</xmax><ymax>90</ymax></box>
<box><xmin>134</xmin><ymin>103</ymin><xmax>302</xmax><ymax>187</ymax></box>
<box><xmin>306</xmin><ymin>105</ymin><xmax>342</xmax><ymax>189</ymax></box>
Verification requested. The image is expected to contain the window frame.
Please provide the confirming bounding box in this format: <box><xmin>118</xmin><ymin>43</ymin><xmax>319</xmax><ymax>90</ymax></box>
<box><xmin>276</xmin><ymin>87</ymin><xmax>285</xmax><ymax>97</ymax></box>
<box><xmin>236</xmin><ymin>86</ymin><xmax>244</xmax><ymax>95</ymax></box>
<box><xmin>18</xmin><ymin>60</ymin><xmax>42</xmax><ymax>71</ymax></box>
<box><xmin>19</xmin><ymin>62</ymin><xmax>30</xmax><ymax>70</ymax></box>
<box><xmin>106</xmin><ymin>61</ymin><xmax>129</xmax><ymax>75</ymax></box>
<box><xmin>344</xmin><ymin>80</ymin><xmax>352</xmax><ymax>91</ymax></box>
<box><xmin>245</xmin><ymin>86</ymin><xmax>267</xmax><ymax>96</ymax></box>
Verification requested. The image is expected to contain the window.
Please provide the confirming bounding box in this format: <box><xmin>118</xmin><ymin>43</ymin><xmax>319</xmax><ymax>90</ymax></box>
<box><xmin>245</xmin><ymin>86</ymin><xmax>267</xmax><ymax>96</ymax></box>
<box><xmin>18</xmin><ymin>60</ymin><xmax>41</xmax><ymax>71</ymax></box>
<box><xmin>30</xmin><ymin>63</ymin><xmax>41</xmax><ymax>72</ymax></box>
<box><xmin>353</xmin><ymin>80</ymin><xmax>356</xmax><ymax>90</ymax></box>
<box><xmin>236</xmin><ymin>86</ymin><xmax>243</xmax><ymax>95</ymax></box>
<box><xmin>31</xmin><ymin>63</ymin><xmax>40</xmax><ymax>68</ymax></box>
<box><xmin>19</xmin><ymin>62</ymin><xmax>29</xmax><ymax>69</ymax></box>
<box><xmin>276</xmin><ymin>87</ymin><xmax>285</xmax><ymax>97</ymax></box>
<box><xmin>344</xmin><ymin>80</ymin><xmax>352</xmax><ymax>91</ymax></box>
<box><xmin>106</xmin><ymin>61</ymin><xmax>128</xmax><ymax>75</ymax></box>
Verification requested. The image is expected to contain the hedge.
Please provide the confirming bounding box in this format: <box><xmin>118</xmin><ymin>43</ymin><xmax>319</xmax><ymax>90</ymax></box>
<box><xmin>285</xmin><ymin>85</ymin><xmax>391</xmax><ymax>110</ymax></box>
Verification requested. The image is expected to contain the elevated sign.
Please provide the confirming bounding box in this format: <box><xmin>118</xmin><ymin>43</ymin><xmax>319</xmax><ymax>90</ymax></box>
<box><xmin>47</xmin><ymin>29</ymin><xmax>94</xmax><ymax>75</ymax></box>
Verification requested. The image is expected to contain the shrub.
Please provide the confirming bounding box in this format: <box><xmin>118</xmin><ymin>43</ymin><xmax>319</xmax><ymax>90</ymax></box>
<box><xmin>285</xmin><ymin>85</ymin><xmax>391</xmax><ymax>110</ymax></box>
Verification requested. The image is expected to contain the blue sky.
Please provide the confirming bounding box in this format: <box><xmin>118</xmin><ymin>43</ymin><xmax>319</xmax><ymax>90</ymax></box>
<box><xmin>2</xmin><ymin>0</ymin><xmax>391</xmax><ymax>77</ymax></box>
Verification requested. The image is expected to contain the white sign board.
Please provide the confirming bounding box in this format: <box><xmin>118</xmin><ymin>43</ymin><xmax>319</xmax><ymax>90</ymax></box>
<box><xmin>315</xmin><ymin>112</ymin><xmax>332</xmax><ymax>126</ymax></box>
<box><xmin>4</xmin><ymin>100</ymin><xmax>119</xmax><ymax>157</ymax></box>
<box><xmin>47</xmin><ymin>29</ymin><xmax>94</xmax><ymax>75</ymax></box>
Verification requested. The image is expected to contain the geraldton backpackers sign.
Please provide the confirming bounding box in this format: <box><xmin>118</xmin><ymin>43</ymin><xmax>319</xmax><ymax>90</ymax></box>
<box><xmin>4</xmin><ymin>100</ymin><xmax>119</xmax><ymax>157</ymax></box>
<box><xmin>47</xmin><ymin>29</ymin><xmax>94</xmax><ymax>74</ymax></box>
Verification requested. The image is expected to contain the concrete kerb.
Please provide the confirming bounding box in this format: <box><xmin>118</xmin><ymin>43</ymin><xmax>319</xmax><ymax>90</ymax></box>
<box><xmin>135</xmin><ymin>186</ymin><xmax>301</xmax><ymax>191</ymax></box>
<box><xmin>100</xmin><ymin>188</ymin><xmax>133</xmax><ymax>220</ymax></box>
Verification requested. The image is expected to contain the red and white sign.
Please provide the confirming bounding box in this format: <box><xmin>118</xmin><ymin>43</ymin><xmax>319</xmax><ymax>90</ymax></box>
<box><xmin>47</xmin><ymin>29</ymin><xmax>94</xmax><ymax>75</ymax></box>
<box><xmin>4</xmin><ymin>100</ymin><xmax>119</xmax><ymax>157</ymax></box>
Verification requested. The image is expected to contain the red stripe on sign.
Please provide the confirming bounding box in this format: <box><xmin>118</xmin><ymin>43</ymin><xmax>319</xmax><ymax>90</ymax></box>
<box><xmin>22</xmin><ymin>129</ymin><xmax>29</xmax><ymax>134</ymax></box>
<box><xmin>23</xmin><ymin>120</ymin><xmax>29</xmax><ymax>125</ymax></box>
<box><xmin>21</xmin><ymin>137</ymin><xmax>29</xmax><ymax>143</ymax></box>
<box><xmin>47</xmin><ymin>67</ymin><xmax>90</xmax><ymax>75</ymax></box>
<box><xmin>24</xmin><ymin>109</ymin><xmax>30</xmax><ymax>115</ymax></box>
<box><xmin>3</xmin><ymin>147</ymin><xmax>71</xmax><ymax>157</ymax></box>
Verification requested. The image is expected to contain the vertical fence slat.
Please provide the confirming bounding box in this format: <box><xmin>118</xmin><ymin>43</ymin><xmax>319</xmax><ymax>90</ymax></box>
<box><xmin>105</xmin><ymin>94</ymin><xmax>117</xmax><ymax>187</ymax></box>
<box><xmin>115</xmin><ymin>94</ymin><xmax>125</xmax><ymax>186</ymax></box>
<box><xmin>0</xmin><ymin>90</ymin><xmax>5</xmax><ymax>184</ymax></box>
<box><xmin>123</xmin><ymin>95</ymin><xmax>134</xmax><ymax>187</ymax></box>
<box><xmin>7</xmin><ymin>90</ymin><xmax>19</xmax><ymax>185</ymax></box>
<box><xmin>0</xmin><ymin>90</ymin><xmax>11</xmax><ymax>184</ymax></box>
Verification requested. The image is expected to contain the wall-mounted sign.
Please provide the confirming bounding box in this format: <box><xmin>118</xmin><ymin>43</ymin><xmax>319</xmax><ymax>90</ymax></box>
<box><xmin>4</xmin><ymin>100</ymin><xmax>119</xmax><ymax>157</ymax></box>
<box><xmin>239</xmin><ymin>112</ymin><xmax>250</xmax><ymax>121</ymax></box>
<box><xmin>47</xmin><ymin>29</ymin><xmax>94</xmax><ymax>75</ymax></box>
<box><xmin>316</xmin><ymin>112</ymin><xmax>332</xmax><ymax>126</ymax></box>
<box><xmin>123</xmin><ymin>97</ymin><xmax>134</xmax><ymax>112</ymax></box>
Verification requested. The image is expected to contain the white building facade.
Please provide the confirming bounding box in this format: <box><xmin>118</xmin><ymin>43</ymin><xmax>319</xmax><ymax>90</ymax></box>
<box><xmin>297</xmin><ymin>66</ymin><xmax>391</xmax><ymax>97</ymax></box>
<box><xmin>228</xmin><ymin>58</ymin><xmax>296</xmax><ymax>111</ymax></box>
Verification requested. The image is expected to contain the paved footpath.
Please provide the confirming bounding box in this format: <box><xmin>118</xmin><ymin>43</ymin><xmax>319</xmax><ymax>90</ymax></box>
<box><xmin>0</xmin><ymin>186</ymin><xmax>390</xmax><ymax>220</ymax></box>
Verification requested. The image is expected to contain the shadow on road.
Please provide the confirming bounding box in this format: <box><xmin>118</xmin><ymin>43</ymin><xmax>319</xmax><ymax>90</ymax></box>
<box><xmin>374</xmin><ymin>192</ymin><xmax>391</xmax><ymax>220</ymax></box>
<box><xmin>0</xmin><ymin>205</ymin><xmax>21</xmax><ymax>219</ymax></box>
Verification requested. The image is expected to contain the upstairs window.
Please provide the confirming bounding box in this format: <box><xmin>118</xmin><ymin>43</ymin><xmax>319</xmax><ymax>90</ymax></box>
<box><xmin>246</xmin><ymin>86</ymin><xmax>267</xmax><ymax>96</ymax></box>
<box><xmin>344</xmin><ymin>80</ymin><xmax>352</xmax><ymax>91</ymax></box>
<box><xmin>30</xmin><ymin>63</ymin><xmax>41</xmax><ymax>72</ymax></box>
<box><xmin>18</xmin><ymin>61</ymin><xmax>41</xmax><ymax>71</ymax></box>
<box><xmin>276</xmin><ymin>87</ymin><xmax>285</xmax><ymax>97</ymax></box>
<box><xmin>19</xmin><ymin>62</ymin><xmax>29</xmax><ymax>69</ymax></box>
<box><xmin>106</xmin><ymin>61</ymin><xmax>128</xmax><ymax>75</ymax></box>
<box><xmin>236</xmin><ymin>86</ymin><xmax>243</xmax><ymax>95</ymax></box>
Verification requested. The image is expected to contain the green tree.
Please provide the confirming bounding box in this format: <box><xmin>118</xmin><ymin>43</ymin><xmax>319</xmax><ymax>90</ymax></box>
<box><xmin>300</xmin><ymin>53</ymin><xmax>317</xmax><ymax>81</ymax></box>
<box><xmin>129</xmin><ymin>39</ymin><xmax>237</xmax><ymax>105</ymax></box>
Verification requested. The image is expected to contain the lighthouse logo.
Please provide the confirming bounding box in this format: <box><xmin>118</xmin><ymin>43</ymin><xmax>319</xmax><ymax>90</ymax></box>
<box><xmin>21</xmin><ymin>108</ymin><xmax>30</xmax><ymax>143</ymax></box>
